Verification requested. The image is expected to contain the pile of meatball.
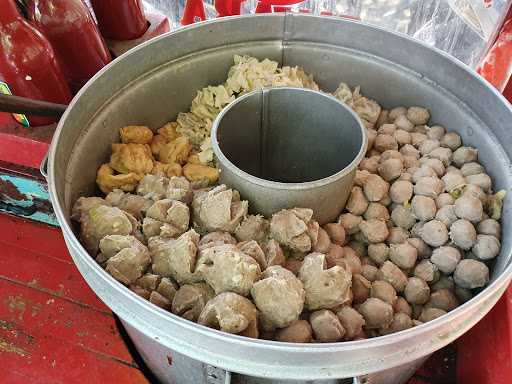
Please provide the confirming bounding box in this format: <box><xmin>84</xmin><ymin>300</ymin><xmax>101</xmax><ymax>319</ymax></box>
<box><xmin>72</xmin><ymin>71</ymin><xmax>506</xmax><ymax>344</ymax></box>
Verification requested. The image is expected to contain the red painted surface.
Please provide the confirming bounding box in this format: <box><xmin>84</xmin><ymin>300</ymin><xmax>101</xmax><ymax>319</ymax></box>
<box><xmin>457</xmin><ymin>286</ymin><xmax>512</xmax><ymax>384</ymax></box>
<box><xmin>0</xmin><ymin>0</ymin><xmax>72</xmax><ymax>127</ymax></box>
<box><xmin>0</xmin><ymin>214</ymin><xmax>149</xmax><ymax>384</ymax></box>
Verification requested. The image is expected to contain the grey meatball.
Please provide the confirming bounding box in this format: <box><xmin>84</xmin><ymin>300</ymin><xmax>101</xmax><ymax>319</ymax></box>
<box><xmin>363</xmin><ymin>174</ymin><xmax>390</xmax><ymax>202</ymax></box>
<box><xmin>378</xmin><ymin>123</ymin><xmax>397</xmax><ymax>135</ymax></box>
<box><xmin>411</xmin><ymin>132</ymin><xmax>427</xmax><ymax>147</ymax></box>
<box><xmin>374</xmin><ymin>134</ymin><xmax>398</xmax><ymax>152</ymax></box>
<box><xmin>364</xmin><ymin>202</ymin><xmax>390</xmax><ymax>221</ymax></box>
<box><xmin>324</xmin><ymin>223</ymin><xmax>347</xmax><ymax>245</ymax></box>
<box><xmin>412</xmin><ymin>195</ymin><xmax>437</xmax><ymax>221</ymax></box>
<box><xmin>449</xmin><ymin>219</ymin><xmax>477</xmax><ymax>250</ymax></box>
<box><xmin>426</xmin><ymin>125</ymin><xmax>445</xmax><ymax>140</ymax></box>
<box><xmin>368</xmin><ymin>243</ymin><xmax>389</xmax><ymax>265</ymax></box>
<box><xmin>411</xmin><ymin>166</ymin><xmax>434</xmax><ymax>182</ymax></box>
<box><xmin>472</xmin><ymin>234</ymin><xmax>500</xmax><ymax>260</ymax></box>
<box><xmin>336</xmin><ymin>306</ymin><xmax>365</xmax><ymax>340</ymax></box>
<box><xmin>389</xmin><ymin>107</ymin><xmax>407</xmax><ymax>121</ymax></box>
<box><xmin>407</xmin><ymin>107</ymin><xmax>430</xmax><ymax>125</ymax></box>
<box><xmin>477</xmin><ymin>218</ymin><xmax>501</xmax><ymax>239</ymax></box>
<box><xmin>378</xmin><ymin>261</ymin><xmax>408</xmax><ymax>292</ymax></box>
<box><xmin>395</xmin><ymin>114</ymin><xmax>415</xmax><ymax>131</ymax></box>
<box><xmin>361</xmin><ymin>265</ymin><xmax>379</xmax><ymax>282</ymax></box>
<box><xmin>394</xmin><ymin>297</ymin><xmax>413</xmax><ymax>317</ymax></box>
<box><xmin>360</xmin><ymin>156</ymin><xmax>380</xmax><ymax>173</ymax></box>
<box><xmin>414</xmin><ymin>177</ymin><xmax>444</xmax><ymax>198</ymax></box>
<box><xmin>419</xmin><ymin>220</ymin><xmax>448</xmax><ymax>247</ymax></box>
<box><xmin>395</xmin><ymin>129</ymin><xmax>412</xmax><ymax>145</ymax></box>
<box><xmin>436</xmin><ymin>193</ymin><xmax>455</xmax><ymax>208</ymax></box>
<box><xmin>414</xmin><ymin>260</ymin><xmax>439</xmax><ymax>283</ymax></box>
<box><xmin>454</xmin><ymin>195</ymin><xmax>483</xmax><ymax>223</ymax></box>
<box><xmin>400</xmin><ymin>144</ymin><xmax>420</xmax><ymax>158</ymax></box>
<box><xmin>378</xmin><ymin>158</ymin><xmax>403</xmax><ymax>181</ymax></box>
<box><xmin>431</xmin><ymin>276</ymin><xmax>455</xmax><ymax>292</ymax></box>
<box><xmin>371</xmin><ymin>280</ymin><xmax>398</xmax><ymax>305</ymax></box>
<box><xmin>428</xmin><ymin>147</ymin><xmax>453</xmax><ymax>167</ymax></box>
<box><xmin>435</xmin><ymin>205</ymin><xmax>458</xmax><ymax>228</ymax></box>
<box><xmin>404</xmin><ymin>277</ymin><xmax>430</xmax><ymax>305</ymax></box>
<box><xmin>454</xmin><ymin>259</ymin><xmax>489</xmax><ymax>289</ymax></box>
<box><xmin>431</xmin><ymin>246</ymin><xmax>461</xmax><ymax>274</ymax></box>
<box><xmin>461</xmin><ymin>162</ymin><xmax>485</xmax><ymax>177</ymax></box>
<box><xmin>407</xmin><ymin>238</ymin><xmax>432</xmax><ymax>259</ymax></box>
<box><xmin>358</xmin><ymin>298</ymin><xmax>394</xmax><ymax>329</ymax></box>
<box><xmin>426</xmin><ymin>289</ymin><xmax>459</xmax><ymax>312</ymax></box>
<box><xmin>419</xmin><ymin>308</ymin><xmax>447</xmax><ymax>322</ymax></box>
<box><xmin>389</xmin><ymin>242</ymin><xmax>418</xmax><ymax>269</ymax></box>
<box><xmin>338</xmin><ymin>213</ymin><xmax>363</xmax><ymax>235</ymax></box>
<box><xmin>386</xmin><ymin>227</ymin><xmax>410</xmax><ymax>245</ymax></box>
<box><xmin>455</xmin><ymin>286</ymin><xmax>473</xmax><ymax>303</ymax></box>
<box><xmin>391</xmin><ymin>205</ymin><xmax>416</xmax><ymax>230</ymax></box>
<box><xmin>442</xmin><ymin>172</ymin><xmax>466</xmax><ymax>193</ymax></box>
<box><xmin>453</xmin><ymin>146</ymin><xmax>478</xmax><ymax>167</ymax></box>
<box><xmin>360</xmin><ymin>219</ymin><xmax>390</xmax><ymax>243</ymax></box>
<box><xmin>346</xmin><ymin>186</ymin><xmax>369</xmax><ymax>216</ymax></box>
<box><xmin>390</xmin><ymin>180</ymin><xmax>413</xmax><ymax>204</ymax></box>
<box><xmin>466</xmin><ymin>173</ymin><xmax>492</xmax><ymax>193</ymax></box>
<box><xmin>440</xmin><ymin>132</ymin><xmax>462</xmax><ymax>150</ymax></box>
<box><xmin>419</xmin><ymin>139</ymin><xmax>440</xmax><ymax>156</ymax></box>
<box><xmin>419</xmin><ymin>158</ymin><xmax>445</xmax><ymax>177</ymax></box>
<box><xmin>310</xmin><ymin>310</ymin><xmax>345</xmax><ymax>342</ymax></box>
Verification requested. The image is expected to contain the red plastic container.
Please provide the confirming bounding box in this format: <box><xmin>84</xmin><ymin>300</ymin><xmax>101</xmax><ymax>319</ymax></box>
<box><xmin>91</xmin><ymin>0</ymin><xmax>148</xmax><ymax>41</ymax></box>
<box><xmin>0</xmin><ymin>0</ymin><xmax>72</xmax><ymax>127</ymax></box>
<box><xmin>26</xmin><ymin>0</ymin><xmax>112</xmax><ymax>93</ymax></box>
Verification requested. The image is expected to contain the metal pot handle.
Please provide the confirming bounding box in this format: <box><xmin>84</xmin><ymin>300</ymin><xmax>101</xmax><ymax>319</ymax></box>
<box><xmin>40</xmin><ymin>151</ymin><xmax>49</xmax><ymax>180</ymax></box>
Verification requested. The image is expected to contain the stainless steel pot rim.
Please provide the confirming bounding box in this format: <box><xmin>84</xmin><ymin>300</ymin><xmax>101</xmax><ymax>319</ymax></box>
<box><xmin>48</xmin><ymin>13</ymin><xmax>512</xmax><ymax>355</ymax></box>
<box><xmin>211</xmin><ymin>86</ymin><xmax>368</xmax><ymax>190</ymax></box>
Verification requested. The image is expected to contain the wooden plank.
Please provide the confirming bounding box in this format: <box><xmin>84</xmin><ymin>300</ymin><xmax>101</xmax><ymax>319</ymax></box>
<box><xmin>0</xmin><ymin>215</ymin><xmax>70</xmax><ymax>262</ymax></box>
<box><xmin>0</xmin><ymin>240</ymin><xmax>107</xmax><ymax>312</ymax></box>
<box><xmin>0</xmin><ymin>281</ymin><xmax>135</xmax><ymax>364</ymax></box>
<box><xmin>1</xmin><ymin>318</ymin><xmax>148</xmax><ymax>384</ymax></box>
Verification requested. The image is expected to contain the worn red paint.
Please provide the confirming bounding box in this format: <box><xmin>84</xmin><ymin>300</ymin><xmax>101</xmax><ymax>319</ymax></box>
<box><xmin>0</xmin><ymin>239</ymin><xmax>106</xmax><ymax>311</ymax></box>
<box><xmin>0</xmin><ymin>214</ymin><xmax>149</xmax><ymax>383</ymax></box>
<box><xmin>457</xmin><ymin>285</ymin><xmax>512</xmax><ymax>384</ymax></box>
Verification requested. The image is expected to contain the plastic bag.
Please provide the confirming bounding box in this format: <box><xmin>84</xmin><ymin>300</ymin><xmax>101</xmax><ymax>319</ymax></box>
<box><xmin>143</xmin><ymin>0</ymin><xmax>511</xmax><ymax>68</ymax></box>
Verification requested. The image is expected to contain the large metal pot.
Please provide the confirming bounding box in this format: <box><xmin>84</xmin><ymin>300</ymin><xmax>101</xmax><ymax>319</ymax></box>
<box><xmin>48</xmin><ymin>14</ymin><xmax>512</xmax><ymax>384</ymax></box>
